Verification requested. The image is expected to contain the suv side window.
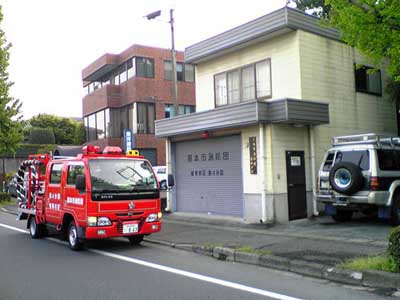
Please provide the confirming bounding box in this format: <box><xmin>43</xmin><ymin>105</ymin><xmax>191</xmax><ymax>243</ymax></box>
<box><xmin>334</xmin><ymin>150</ymin><xmax>369</xmax><ymax>170</ymax></box>
<box><xmin>50</xmin><ymin>163</ymin><xmax>63</xmax><ymax>184</ymax></box>
<box><xmin>377</xmin><ymin>150</ymin><xmax>400</xmax><ymax>170</ymax></box>
<box><xmin>323</xmin><ymin>152</ymin><xmax>335</xmax><ymax>171</ymax></box>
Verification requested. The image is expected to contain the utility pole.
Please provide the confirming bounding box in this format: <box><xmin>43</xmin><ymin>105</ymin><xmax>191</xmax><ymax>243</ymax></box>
<box><xmin>170</xmin><ymin>9</ymin><xmax>179</xmax><ymax>117</ymax></box>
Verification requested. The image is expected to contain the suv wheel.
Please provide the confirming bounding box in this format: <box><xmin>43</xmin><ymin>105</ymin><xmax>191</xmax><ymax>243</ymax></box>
<box><xmin>389</xmin><ymin>194</ymin><xmax>400</xmax><ymax>226</ymax></box>
<box><xmin>332</xmin><ymin>210</ymin><xmax>353</xmax><ymax>222</ymax></box>
<box><xmin>329</xmin><ymin>162</ymin><xmax>363</xmax><ymax>195</ymax></box>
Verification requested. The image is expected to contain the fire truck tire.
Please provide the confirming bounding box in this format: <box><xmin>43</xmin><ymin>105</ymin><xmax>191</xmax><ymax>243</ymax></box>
<box><xmin>67</xmin><ymin>220</ymin><xmax>83</xmax><ymax>251</ymax></box>
<box><xmin>128</xmin><ymin>235</ymin><xmax>144</xmax><ymax>245</ymax></box>
<box><xmin>29</xmin><ymin>216</ymin><xmax>43</xmax><ymax>239</ymax></box>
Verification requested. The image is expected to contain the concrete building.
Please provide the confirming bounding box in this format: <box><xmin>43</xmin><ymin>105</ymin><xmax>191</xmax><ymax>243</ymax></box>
<box><xmin>82</xmin><ymin>44</ymin><xmax>196</xmax><ymax>166</ymax></box>
<box><xmin>155</xmin><ymin>7</ymin><xmax>397</xmax><ymax>223</ymax></box>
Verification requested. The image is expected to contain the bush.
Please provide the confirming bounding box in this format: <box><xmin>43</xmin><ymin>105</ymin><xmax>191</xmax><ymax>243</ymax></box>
<box><xmin>388</xmin><ymin>226</ymin><xmax>400</xmax><ymax>272</ymax></box>
<box><xmin>0</xmin><ymin>192</ymin><xmax>11</xmax><ymax>202</ymax></box>
<box><xmin>28</xmin><ymin>127</ymin><xmax>55</xmax><ymax>144</ymax></box>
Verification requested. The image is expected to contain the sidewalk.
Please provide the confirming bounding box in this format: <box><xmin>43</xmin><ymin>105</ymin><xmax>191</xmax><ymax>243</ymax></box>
<box><xmin>3</xmin><ymin>203</ymin><xmax>400</xmax><ymax>291</ymax></box>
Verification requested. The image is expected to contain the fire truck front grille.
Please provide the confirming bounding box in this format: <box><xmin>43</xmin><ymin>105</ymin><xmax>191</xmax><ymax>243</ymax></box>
<box><xmin>116</xmin><ymin>212</ymin><xmax>144</xmax><ymax>217</ymax></box>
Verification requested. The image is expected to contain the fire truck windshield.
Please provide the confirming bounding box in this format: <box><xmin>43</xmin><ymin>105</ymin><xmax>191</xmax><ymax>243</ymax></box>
<box><xmin>88</xmin><ymin>159</ymin><xmax>157</xmax><ymax>193</ymax></box>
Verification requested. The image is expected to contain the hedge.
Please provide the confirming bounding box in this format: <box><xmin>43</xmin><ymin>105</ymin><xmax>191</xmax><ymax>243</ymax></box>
<box><xmin>388</xmin><ymin>226</ymin><xmax>400</xmax><ymax>272</ymax></box>
<box><xmin>0</xmin><ymin>192</ymin><xmax>11</xmax><ymax>202</ymax></box>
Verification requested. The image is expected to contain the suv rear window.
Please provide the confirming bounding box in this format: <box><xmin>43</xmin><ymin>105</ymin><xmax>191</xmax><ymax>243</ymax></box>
<box><xmin>323</xmin><ymin>151</ymin><xmax>370</xmax><ymax>171</ymax></box>
<box><xmin>377</xmin><ymin>150</ymin><xmax>400</xmax><ymax>170</ymax></box>
<box><xmin>334</xmin><ymin>150</ymin><xmax>370</xmax><ymax>170</ymax></box>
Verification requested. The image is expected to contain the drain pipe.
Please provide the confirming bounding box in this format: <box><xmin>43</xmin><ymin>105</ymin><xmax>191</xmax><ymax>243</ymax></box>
<box><xmin>309</xmin><ymin>125</ymin><xmax>319</xmax><ymax>216</ymax></box>
<box><xmin>259</xmin><ymin>123</ymin><xmax>268</xmax><ymax>223</ymax></box>
<box><xmin>165</xmin><ymin>138</ymin><xmax>172</xmax><ymax>212</ymax></box>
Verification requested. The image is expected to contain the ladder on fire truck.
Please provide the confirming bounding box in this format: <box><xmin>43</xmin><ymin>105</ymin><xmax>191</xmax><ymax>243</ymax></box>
<box><xmin>16</xmin><ymin>154</ymin><xmax>50</xmax><ymax>219</ymax></box>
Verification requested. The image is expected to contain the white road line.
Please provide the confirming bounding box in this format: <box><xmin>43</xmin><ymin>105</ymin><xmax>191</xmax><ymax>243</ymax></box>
<box><xmin>0</xmin><ymin>223</ymin><xmax>29</xmax><ymax>234</ymax></box>
<box><xmin>0</xmin><ymin>222</ymin><xmax>304</xmax><ymax>300</ymax></box>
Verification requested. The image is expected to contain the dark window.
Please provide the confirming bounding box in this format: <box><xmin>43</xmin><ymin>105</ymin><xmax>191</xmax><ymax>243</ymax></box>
<box><xmin>50</xmin><ymin>164</ymin><xmax>63</xmax><ymax>184</ymax></box>
<box><xmin>176</xmin><ymin>63</ymin><xmax>184</xmax><ymax>81</ymax></box>
<box><xmin>67</xmin><ymin>165</ymin><xmax>85</xmax><ymax>186</ymax></box>
<box><xmin>334</xmin><ymin>150</ymin><xmax>370</xmax><ymax>170</ymax></box>
<box><xmin>136</xmin><ymin>57</ymin><xmax>154</xmax><ymax>78</ymax></box>
<box><xmin>355</xmin><ymin>66</ymin><xmax>382</xmax><ymax>95</ymax></box>
<box><xmin>137</xmin><ymin>103</ymin><xmax>155</xmax><ymax>134</ymax></box>
<box><xmin>377</xmin><ymin>150</ymin><xmax>400</xmax><ymax>171</ymax></box>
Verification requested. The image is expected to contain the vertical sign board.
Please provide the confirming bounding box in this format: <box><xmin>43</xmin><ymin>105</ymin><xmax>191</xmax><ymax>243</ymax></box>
<box><xmin>124</xmin><ymin>129</ymin><xmax>133</xmax><ymax>153</ymax></box>
<box><xmin>249</xmin><ymin>136</ymin><xmax>257</xmax><ymax>174</ymax></box>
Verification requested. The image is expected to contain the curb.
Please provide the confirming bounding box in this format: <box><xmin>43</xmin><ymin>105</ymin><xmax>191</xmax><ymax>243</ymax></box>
<box><xmin>146</xmin><ymin>238</ymin><xmax>400</xmax><ymax>291</ymax></box>
<box><xmin>0</xmin><ymin>207</ymin><xmax>17</xmax><ymax>216</ymax></box>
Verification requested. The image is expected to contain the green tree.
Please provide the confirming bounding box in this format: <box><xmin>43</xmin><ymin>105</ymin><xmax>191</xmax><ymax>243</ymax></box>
<box><xmin>289</xmin><ymin>0</ymin><xmax>331</xmax><ymax>18</ymax></box>
<box><xmin>0</xmin><ymin>5</ymin><xmax>23</xmax><ymax>156</ymax></box>
<box><xmin>29</xmin><ymin>114</ymin><xmax>84</xmax><ymax>145</ymax></box>
<box><xmin>290</xmin><ymin>0</ymin><xmax>400</xmax><ymax>83</ymax></box>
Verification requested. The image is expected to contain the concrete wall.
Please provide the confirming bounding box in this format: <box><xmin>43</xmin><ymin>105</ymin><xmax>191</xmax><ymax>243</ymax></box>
<box><xmin>195</xmin><ymin>31</ymin><xmax>302</xmax><ymax>112</ymax></box>
<box><xmin>298</xmin><ymin>30</ymin><xmax>397</xmax><ymax>177</ymax></box>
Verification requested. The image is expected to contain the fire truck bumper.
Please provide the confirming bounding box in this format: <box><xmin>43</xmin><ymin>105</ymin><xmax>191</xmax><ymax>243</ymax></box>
<box><xmin>85</xmin><ymin>221</ymin><xmax>162</xmax><ymax>239</ymax></box>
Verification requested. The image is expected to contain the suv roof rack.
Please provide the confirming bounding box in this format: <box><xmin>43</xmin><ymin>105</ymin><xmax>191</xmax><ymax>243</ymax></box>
<box><xmin>332</xmin><ymin>133</ymin><xmax>400</xmax><ymax>148</ymax></box>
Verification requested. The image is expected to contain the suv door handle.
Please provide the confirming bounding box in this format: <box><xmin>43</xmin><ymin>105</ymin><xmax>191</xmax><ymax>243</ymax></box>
<box><xmin>288</xmin><ymin>183</ymin><xmax>295</xmax><ymax>187</ymax></box>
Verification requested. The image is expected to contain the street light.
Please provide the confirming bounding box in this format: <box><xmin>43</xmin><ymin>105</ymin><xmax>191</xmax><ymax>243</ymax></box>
<box><xmin>145</xmin><ymin>9</ymin><xmax>179</xmax><ymax>117</ymax></box>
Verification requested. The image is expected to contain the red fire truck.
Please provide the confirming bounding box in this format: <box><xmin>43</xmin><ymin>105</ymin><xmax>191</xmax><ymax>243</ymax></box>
<box><xmin>16</xmin><ymin>145</ymin><xmax>173</xmax><ymax>250</ymax></box>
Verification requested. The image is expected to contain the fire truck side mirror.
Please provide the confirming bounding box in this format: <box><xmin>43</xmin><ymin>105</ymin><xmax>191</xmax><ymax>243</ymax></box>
<box><xmin>167</xmin><ymin>174</ymin><xmax>175</xmax><ymax>187</ymax></box>
<box><xmin>75</xmin><ymin>174</ymin><xmax>86</xmax><ymax>191</ymax></box>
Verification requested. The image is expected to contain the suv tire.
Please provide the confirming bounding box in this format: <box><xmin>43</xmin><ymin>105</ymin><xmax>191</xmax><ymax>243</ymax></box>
<box><xmin>329</xmin><ymin>162</ymin><xmax>363</xmax><ymax>195</ymax></box>
<box><xmin>332</xmin><ymin>210</ymin><xmax>353</xmax><ymax>222</ymax></box>
<box><xmin>389</xmin><ymin>193</ymin><xmax>400</xmax><ymax>226</ymax></box>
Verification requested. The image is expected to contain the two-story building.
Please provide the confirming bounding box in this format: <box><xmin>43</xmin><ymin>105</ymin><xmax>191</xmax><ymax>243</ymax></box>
<box><xmin>82</xmin><ymin>44</ymin><xmax>196</xmax><ymax>166</ymax></box>
<box><xmin>155</xmin><ymin>7</ymin><xmax>397</xmax><ymax>223</ymax></box>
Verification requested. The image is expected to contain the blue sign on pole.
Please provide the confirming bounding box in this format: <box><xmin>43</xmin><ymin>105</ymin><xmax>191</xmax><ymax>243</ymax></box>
<box><xmin>124</xmin><ymin>129</ymin><xmax>134</xmax><ymax>152</ymax></box>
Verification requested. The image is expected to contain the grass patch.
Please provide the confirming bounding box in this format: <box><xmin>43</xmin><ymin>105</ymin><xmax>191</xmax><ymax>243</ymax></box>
<box><xmin>236</xmin><ymin>246</ymin><xmax>272</xmax><ymax>256</ymax></box>
<box><xmin>341</xmin><ymin>255</ymin><xmax>399</xmax><ymax>273</ymax></box>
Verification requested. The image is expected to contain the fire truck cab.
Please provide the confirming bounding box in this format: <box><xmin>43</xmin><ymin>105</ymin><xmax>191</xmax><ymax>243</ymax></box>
<box><xmin>17</xmin><ymin>145</ymin><xmax>172</xmax><ymax>250</ymax></box>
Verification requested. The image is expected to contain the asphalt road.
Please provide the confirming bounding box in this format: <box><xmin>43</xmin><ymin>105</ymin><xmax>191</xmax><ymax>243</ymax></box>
<box><xmin>0</xmin><ymin>211</ymin><xmax>394</xmax><ymax>300</ymax></box>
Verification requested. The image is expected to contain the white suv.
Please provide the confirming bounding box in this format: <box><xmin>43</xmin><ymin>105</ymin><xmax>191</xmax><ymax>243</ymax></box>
<box><xmin>317</xmin><ymin>133</ymin><xmax>400</xmax><ymax>225</ymax></box>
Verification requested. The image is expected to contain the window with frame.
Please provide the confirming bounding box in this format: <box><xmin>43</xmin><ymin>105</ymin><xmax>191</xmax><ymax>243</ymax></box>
<box><xmin>137</xmin><ymin>103</ymin><xmax>155</xmax><ymax>134</ymax></box>
<box><xmin>214</xmin><ymin>59</ymin><xmax>271</xmax><ymax>107</ymax></box>
<box><xmin>165</xmin><ymin>104</ymin><xmax>195</xmax><ymax>118</ymax></box>
<box><xmin>50</xmin><ymin>164</ymin><xmax>63</xmax><ymax>184</ymax></box>
<box><xmin>136</xmin><ymin>57</ymin><xmax>154</xmax><ymax>78</ymax></box>
<box><xmin>164</xmin><ymin>61</ymin><xmax>195</xmax><ymax>82</ymax></box>
<box><xmin>355</xmin><ymin>65</ymin><xmax>382</xmax><ymax>95</ymax></box>
<box><xmin>67</xmin><ymin>165</ymin><xmax>85</xmax><ymax>185</ymax></box>
<box><xmin>88</xmin><ymin>114</ymin><xmax>96</xmax><ymax>141</ymax></box>
<box><xmin>96</xmin><ymin>110</ymin><xmax>105</xmax><ymax>140</ymax></box>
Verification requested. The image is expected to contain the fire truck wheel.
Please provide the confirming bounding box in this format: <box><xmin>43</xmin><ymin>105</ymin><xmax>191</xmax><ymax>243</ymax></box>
<box><xmin>67</xmin><ymin>220</ymin><xmax>83</xmax><ymax>251</ymax></box>
<box><xmin>128</xmin><ymin>235</ymin><xmax>144</xmax><ymax>245</ymax></box>
<box><xmin>29</xmin><ymin>216</ymin><xmax>43</xmax><ymax>239</ymax></box>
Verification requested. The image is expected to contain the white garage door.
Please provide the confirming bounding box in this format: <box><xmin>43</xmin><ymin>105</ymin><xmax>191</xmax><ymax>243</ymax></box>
<box><xmin>175</xmin><ymin>135</ymin><xmax>243</xmax><ymax>217</ymax></box>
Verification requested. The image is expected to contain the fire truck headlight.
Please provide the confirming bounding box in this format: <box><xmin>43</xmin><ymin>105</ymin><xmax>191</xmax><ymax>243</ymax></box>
<box><xmin>88</xmin><ymin>216</ymin><xmax>97</xmax><ymax>226</ymax></box>
<box><xmin>157</xmin><ymin>212</ymin><xmax>162</xmax><ymax>220</ymax></box>
<box><xmin>97</xmin><ymin>217</ymin><xmax>112</xmax><ymax>226</ymax></box>
<box><xmin>145</xmin><ymin>214</ymin><xmax>158</xmax><ymax>222</ymax></box>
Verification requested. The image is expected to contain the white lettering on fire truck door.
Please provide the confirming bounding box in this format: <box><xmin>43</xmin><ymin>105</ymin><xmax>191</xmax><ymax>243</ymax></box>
<box><xmin>66</xmin><ymin>197</ymin><xmax>84</xmax><ymax>205</ymax></box>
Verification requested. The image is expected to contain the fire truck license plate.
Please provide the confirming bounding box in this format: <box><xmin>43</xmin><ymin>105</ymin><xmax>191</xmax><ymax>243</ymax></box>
<box><xmin>123</xmin><ymin>223</ymin><xmax>138</xmax><ymax>234</ymax></box>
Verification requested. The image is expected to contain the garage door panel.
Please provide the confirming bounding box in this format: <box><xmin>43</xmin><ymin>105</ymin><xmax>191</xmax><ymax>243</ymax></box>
<box><xmin>175</xmin><ymin>135</ymin><xmax>243</xmax><ymax>217</ymax></box>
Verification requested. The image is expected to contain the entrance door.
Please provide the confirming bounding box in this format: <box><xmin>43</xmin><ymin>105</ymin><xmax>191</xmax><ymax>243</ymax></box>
<box><xmin>285</xmin><ymin>151</ymin><xmax>307</xmax><ymax>220</ymax></box>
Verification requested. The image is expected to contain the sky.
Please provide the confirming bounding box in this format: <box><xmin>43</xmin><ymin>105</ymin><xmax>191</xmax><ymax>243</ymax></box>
<box><xmin>2</xmin><ymin>0</ymin><xmax>290</xmax><ymax>120</ymax></box>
